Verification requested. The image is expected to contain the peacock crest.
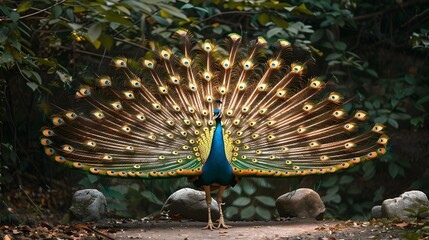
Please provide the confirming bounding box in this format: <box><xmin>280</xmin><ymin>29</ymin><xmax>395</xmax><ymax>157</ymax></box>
<box><xmin>41</xmin><ymin>29</ymin><xmax>388</xmax><ymax>180</ymax></box>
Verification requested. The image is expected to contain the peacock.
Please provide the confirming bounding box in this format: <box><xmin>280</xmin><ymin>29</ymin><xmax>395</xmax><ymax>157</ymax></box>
<box><xmin>41</xmin><ymin>29</ymin><xmax>388</xmax><ymax>230</ymax></box>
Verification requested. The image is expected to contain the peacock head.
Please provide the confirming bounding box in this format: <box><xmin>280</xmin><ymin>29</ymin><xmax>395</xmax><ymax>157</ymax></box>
<box><xmin>214</xmin><ymin>100</ymin><xmax>223</xmax><ymax>119</ymax></box>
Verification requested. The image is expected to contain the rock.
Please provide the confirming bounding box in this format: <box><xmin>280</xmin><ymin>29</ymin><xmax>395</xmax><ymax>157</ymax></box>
<box><xmin>372</xmin><ymin>205</ymin><xmax>382</xmax><ymax>218</ymax></box>
<box><xmin>276</xmin><ymin>188</ymin><xmax>325</xmax><ymax>220</ymax></box>
<box><xmin>69</xmin><ymin>189</ymin><xmax>107</xmax><ymax>222</ymax></box>
<box><xmin>381</xmin><ymin>190</ymin><xmax>429</xmax><ymax>219</ymax></box>
<box><xmin>161</xmin><ymin>188</ymin><xmax>219</xmax><ymax>221</ymax></box>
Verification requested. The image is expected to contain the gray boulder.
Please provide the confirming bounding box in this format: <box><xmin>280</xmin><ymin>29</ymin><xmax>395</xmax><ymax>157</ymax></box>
<box><xmin>372</xmin><ymin>205</ymin><xmax>382</xmax><ymax>218</ymax></box>
<box><xmin>276</xmin><ymin>188</ymin><xmax>325</xmax><ymax>220</ymax></box>
<box><xmin>161</xmin><ymin>188</ymin><xmax>219</xmax><ymax>221</ymax></box>
<box><xmin>69</xmin><ymin>189</ymin><xmax>107</xmax><ymax>222</ymax></box>
<box><xmin>381</xmin><ymin>190</ymin><xmax>429</xmax><ymax>219</ymax></box>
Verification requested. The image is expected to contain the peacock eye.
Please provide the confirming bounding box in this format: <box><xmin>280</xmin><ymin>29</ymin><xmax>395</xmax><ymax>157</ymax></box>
<box><xmin>161</xmin><ymin>50</ymin><xmax>170</xmax><ymax>59</ymax></box>
<box><xmin>130</xmin><ymin>80</ymin><xmax>141</xmax><ymax>88</ymax></box>
<box><xmin>291</xmin><ymin>64</ymin><xmax>302</xmax><ymax>73</ymax></box>
<box><xmin>65</xmin><ymin>112</ymin><xmax>77</xmax><ymax>120</ymax></box>
<box><xmin>62</xmin><ymin>144</ymin><xmax>74</xmax><ymax>153</ymax></box>
<box><xmin>309</xmin><ymin>78</ymin><xmax>322</xmax><ymax>88</ymax></box>
<box><xmin>355</xmin><ymin>110</ymin><xmax>367</xmax><ymax>121</ymax></box>
<box><xmin>170</xmin><ymin>76</ymin><xmax>180</xmax><ymax>84</ymax></box>
<box><xmin>203</xmin><ymin>71</ymin><xmax>212</xmax><ymax>81</ymax></box>
<box><xmin>258</xmin><ymin>84</ymin><xmax>267</xmax><ymax>91</ymax></box>
<box><xmin>238</xmin><ymin>83</ymin><xmax>247</xmax><ymax>90</ymax></box>
<box><xmin>242</xmin><ymin>60</ymin><xmax>252</xmax><ymax>70</ymax></box>
<box><xmin>111</xmin><ymin>101</ymin><xmax>122</xmax><ymax>110</ymax></box>
<box><xmin>52</xmin><ymin>116</ymin><xmax>65</xmax><ymax>126</ymax></box>
<box><xmin>159</xmin><ymin>86</ymin><xmax>168</xmax><ymax>94</ymax></box>
<box><xmin>144</xmin><ymin>60</ymin><xmax>154</xmax><ymax>68</ymax></box>
<box><xmin>203</xmin><ymin>42</ymin><xmax>212</xmax><ymax>52</ymax></box>
<box><xmin>269</xmin><ymin>60</ymin><xmax>279</xmax><ymax>68</ymax></box>
<box><xmin>189</xmin><ymin>83</ymin><xmax>197</xmax><ymax>91</ymax></box>
<box><xmin>181</xmin><ymin>58</ymin><xmax>191</xmax><ymax>67</ymax></box>
<box><xmin>114</xmin><ymin>58</ymin><xmax>127</xmax><ymax>68</ymax></box>
<box><xmin>123</xmin><ymin>91</ymin><xmax>134</xmax><ymax>99</ymax></box>
<box><xmin>222</xmin><ymin>59</ymin><xmax>230</xmax><ymax>69</ymax></box>
<box><xmin>136</xmin><ymin>114</ymin><xmax>145</xmax><ymax>121</ymax></box>
<box><xmin>42</xmin><ymin>129</ymin><xmax>54</xmax><ymax>137</ymax></box>
<box><xmin>122</xmin><ymin>125</ymin><xmax>131</xmax><ymax>133</ymax></box>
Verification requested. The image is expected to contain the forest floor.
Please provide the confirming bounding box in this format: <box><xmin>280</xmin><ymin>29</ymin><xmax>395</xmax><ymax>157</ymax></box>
<box><xmin>1</xmin><ymin>217</ymin><xmax>427</xmax><ymax>239</ymax></box>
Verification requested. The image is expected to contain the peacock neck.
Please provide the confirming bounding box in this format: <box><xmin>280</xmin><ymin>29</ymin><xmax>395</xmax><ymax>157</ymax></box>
<box><xmin>207</xmin><ymin>118</ymin><xmax>227</xmax><ymax>165</ymax></box>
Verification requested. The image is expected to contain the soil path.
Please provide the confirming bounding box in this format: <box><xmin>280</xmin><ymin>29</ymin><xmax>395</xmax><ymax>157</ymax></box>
<box><xmin>110</xmin><ymin>219</ymin><xmax>401</xmax><ymax>239</ymax></box>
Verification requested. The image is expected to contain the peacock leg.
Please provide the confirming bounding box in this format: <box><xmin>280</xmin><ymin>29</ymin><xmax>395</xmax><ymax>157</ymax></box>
<box><xmin>203</xmin><ymin>185</ymin><xmax>215</xmax><ymax>230</ymax></box>
<box><xmin>216</xmin><ymin>185</ymin><xmax>231</xmax><ymax>229</ymax></box>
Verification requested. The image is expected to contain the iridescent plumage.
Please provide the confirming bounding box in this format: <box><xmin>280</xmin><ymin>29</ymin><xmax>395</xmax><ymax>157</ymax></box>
<box><xmin>41</xmin><ymin>30</ymin><xmax>387</xmax><ymax>229</ymax></box>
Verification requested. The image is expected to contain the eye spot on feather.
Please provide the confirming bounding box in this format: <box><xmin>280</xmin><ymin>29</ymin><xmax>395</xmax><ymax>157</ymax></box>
<box><xmin>126</xmin><ymin>146</ymin><xmax>134</xmax><ymax>151</ymax></box>
<box><xmin>136</xmin><ymin>114</ymin><xmax>145</xmax><ymax>121</ymax></box>
<box><xmin>111</xmin><ymin>101</ymin><xmax>122</xmax><ymax>110</ymax></box>
<box><xmin>269</xmin><ymin>60</ymin><xmax>279</xmax><ymax>69</ymax></box>
<box><xmin>344</xmin><ymin>123</ymin><xmax>355</xmax><ymax>131</ymax></box>
<box><xmin>269</xmin><ymin>155</ymin><xmax>276</xmax><ymax>160</ymax></box>
<box><xmin>103</xmin><ymin>154</ymin><xmax>113</xmax><ymax>160</ymax></box>
<box><xmin>355</xmin><ymin>110</ymin><xmax>368</xmax><ymax>121</ymax></box>
<box><xmin>113</xmin><ymin>58</ymin><xmax>127</xmax><ymax>68</ymax></box>
<box><xmin>291</xmin><ymin>64</ymin><xmax>302</xmax><ymax>73</ymax></box>
<box><xmin>144</xmin><ymin>60</ymin><xmax>154</xmax><ymax>68</ymax></box>
<box><xmin>344</xmin><ymin>142</ymin><xmax>356</xmax><ymax>149</ymax></box>
<box><xmin>252</xmin><ymin>158</ymin><xmax>258</xmax><ymax>163</ymax></box>
<box><xmin>256</xmin><ymin>150</ymin><xmax>262</xmax><ymax>154</ymax></box>
<box><xmin>203</xmin><ymin>42</ymin><xmax>213</xmax><ymax>52</ymax></box>
<box><xmin>309</xmin><ymin>141</ymin><xmax>320</xmax><ymax>147</ymax></box>
<box><xmin>158</xmin><ymin>155</ymin><xmax>165</xmax><ymax>160</ymax></box>
<box><xmin>203</xmin><ymin>71</ymin><xmax>212</xmax><ymax>81</ymax></box>
<box><xmin>148</xmin><ymin>134</ymin><xmax>156</xmax><ymax>141</ymax></box>
<box><xmin>181</xmin><ymin>57</ymin><xmax>191</xmax><ymax>67</ymax></box>
<box><xmin>170</xmin><ymin>76</ymin><xmax>180</xmax><ymax>84</ymax></box>
<box><xmin>293</xmin><ymin>165</ymin><xmax>300</xmax><ymax>170</ymax></box>
<box><xmin>40</xmin><ymin>138</ymin><xmax>52</xmax><ymax>146</ymax></box>
<box><xmin>177</xmin><ymin>159</ymin><xmax>183</xmax><ymax>164</ymax></box>
<box><xmin>297</xmin><ymin>127</ymin><xmax>307</xmax><ymax>134</ymax></box>
<box><xmin>124</xmin><ymin>91</ymin><xmax>135</xmax><ymax>99</ymax></box>
<box><xmin>158</xmin><ymin>86</ymin><xmax>168</xmax><ymax>94</ymax></box>
<box><xmin>55</xmin><ymin>156</ymin><xmax>65</xmax><ymax>162</ymax></box>
<box><xmin>44</xmin><ymin>147</ymin><xmax>55</xmax><ymax>156</ymax></box>
<box><xmin>222</xmin><ymin>59</ymin><xmax>230</xmax><ymax>69</ymax></box>
<box><xmin>52</xmin><ymin>117</ymin><xmax>65</xmax><ymax>126</ymax></box>
<box><xmin>130</xmin><ymin>80</ymin><xmax>141</xmax><ymax>88</ymax></box>
<box><xmin>309</xmin><ymin>78</ymin><xmax>322</xmax><ymax>88</ymax></box>
<box><xmin>93</xmin><ymin>111</ymin><xmax>104</xmax><ymax>119</ymax></box>
<box><xmin>320</xmin><ymin>155</ymin><xmax>329</xmax><ymax>161</ymax></box>
<box><xmin>237</xmin><ymin>83</ymin><xmax>247</xmax><ymax>91</ymax></box>
<box><xmin>161</xmin><ymin>50</ymin><xmax>170</xmax><ymax>59</ymax></box>
<box><xmin>378</xmin><ymin>135</ymin><xmax>389</xmax><ymax>145</ymax></box>
<box><xmin>243</xmin><ymin>60</ymin><xmax>252</xmax><ymax>70</ymax></box>
<box><xmin>85</xmin><ymin>140</ymin><xmax>96</xmax><ymax>148</ymax></box>
<box><xmin>122</xmin><ymin>125</ymin><xmax>131</xmax><ymax>133</ymax></box>
<box><xmin>267</xmin><ymin>134</ymin><xmax>276</xmax><ymax>141</ymax></box>
<box><xmin>281</xmin><ymin>147</ymin><xmax>289</xmax><ymax>152</ymax></box>
<box><xmin>42</xmin><ymin>129</ymin><xmax>54</xmax><ymax>137</ymax></box>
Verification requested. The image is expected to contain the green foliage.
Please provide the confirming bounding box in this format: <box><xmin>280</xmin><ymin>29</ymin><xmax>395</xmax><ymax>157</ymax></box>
<box><xmin>223</xmin><ymin>178</ymin><xmax>277</xmax><ymax>221</ymax></box>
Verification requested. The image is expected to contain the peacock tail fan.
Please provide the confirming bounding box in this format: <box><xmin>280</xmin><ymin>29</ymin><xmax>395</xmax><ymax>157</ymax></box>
<box><xmin>41</xmin><ymin>30</ymin><xmax>388</xmax><ymax>179</ymax></box>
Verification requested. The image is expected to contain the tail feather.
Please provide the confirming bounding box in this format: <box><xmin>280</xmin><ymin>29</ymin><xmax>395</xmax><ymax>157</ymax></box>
<box><xmin>41</xmin><ymin>31</ymin><xmax>387</xmax><ymax>178</ymax></box>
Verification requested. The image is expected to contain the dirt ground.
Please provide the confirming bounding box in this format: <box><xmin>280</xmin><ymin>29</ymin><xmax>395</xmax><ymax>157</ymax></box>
<box><xmin>106</xmin><ymin>219</ymin><xmax>404</xmax><ymax>240</ymax></box>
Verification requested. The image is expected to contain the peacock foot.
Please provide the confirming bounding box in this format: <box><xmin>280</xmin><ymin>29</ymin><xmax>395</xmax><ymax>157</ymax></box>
<box><xmin>203</xmin><ymin>220</ymin><xmax>216</xmax><ymax>230</ymax></box>
<box><xmin>216</xmin><ymin>218</ymin><xmax>231</xmax><ymax>229</ymax></box>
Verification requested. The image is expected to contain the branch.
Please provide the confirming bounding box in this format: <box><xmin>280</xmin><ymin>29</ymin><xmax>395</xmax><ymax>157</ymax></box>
<box><xmin>0</xmin><ymin>0</ymin><xmax>66</xmax><ymax>21</ymax></box>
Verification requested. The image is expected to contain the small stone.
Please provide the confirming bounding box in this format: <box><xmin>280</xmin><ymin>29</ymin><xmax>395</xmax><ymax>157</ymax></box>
<box><xmin>381</xmin><ymin>190</ymin><xmax>429</xmax><ymax>219</ymax></box>
<box><xmin>276</xmin><ymin>188</ymin><xmax>325</xmax><ymax>220</ymax></box>
<box><xmin>371</xmin><ymin>205</ymin><xmax>382</xmax><ymax>218</ymax></box>
<box><xmin>161</xmin><ymin>188</ymin><xmax>219</xmax><ymax>222</ymax></box>
<box><xmin>69</xmin><ymin>189</ymin><xmax>107</xmax><ymax>222</ymax></box>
